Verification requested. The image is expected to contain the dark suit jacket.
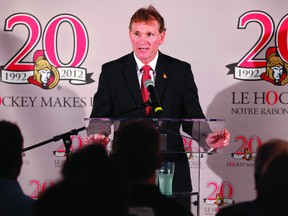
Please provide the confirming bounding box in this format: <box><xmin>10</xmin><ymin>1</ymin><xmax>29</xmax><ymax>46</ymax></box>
<box><xmin>90</xmin><ymin>51</ymin><xmax>205</xmax><ymax>119</ymax></box>
<box><xmin>90</xmin><ymin>51</ymin><xmax>206</xmax><ymax>192</ymax></box>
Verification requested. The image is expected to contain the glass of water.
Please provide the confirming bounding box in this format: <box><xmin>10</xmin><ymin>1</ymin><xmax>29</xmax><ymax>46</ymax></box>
<box><xmin>157</xmin><ymin>161</ymin><xmax>175</xmax><ymax>196</ymax></box>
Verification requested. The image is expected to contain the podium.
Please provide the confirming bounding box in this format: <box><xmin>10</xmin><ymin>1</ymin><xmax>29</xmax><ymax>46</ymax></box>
<box><xmin>84</xmin><ymin>118</ymin><xmax>226</xmax><ymax>216</ymax></box>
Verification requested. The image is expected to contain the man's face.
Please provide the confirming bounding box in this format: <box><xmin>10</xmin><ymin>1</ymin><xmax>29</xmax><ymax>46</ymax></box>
<box><xmin>129</xmin><ymin>20</ymin><xmax>165</xmax><ymax>64</ymax></box>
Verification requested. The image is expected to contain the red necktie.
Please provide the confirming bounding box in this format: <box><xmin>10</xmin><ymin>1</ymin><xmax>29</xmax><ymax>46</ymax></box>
<box><xmin>141</xmin><ymin>65</ymin><xmax>152</xmax><ymax>115</ymax></box>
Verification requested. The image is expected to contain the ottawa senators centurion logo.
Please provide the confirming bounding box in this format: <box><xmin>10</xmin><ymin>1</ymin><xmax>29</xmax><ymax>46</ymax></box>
<box><xmin>260</xmin><ymin>47</ymin><xmax>288</xmax><ymax>86</ymax></box>
<box><xmin>27</xmin><ymin>50</ymin><xmax>60</xmax><ymax>89</ymax></box>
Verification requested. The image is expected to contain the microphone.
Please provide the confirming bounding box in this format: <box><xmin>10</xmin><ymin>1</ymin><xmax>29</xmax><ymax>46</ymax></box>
<box><xmin>144</xmin><ymin>80</ymin><xmax>163</xmax><ymax>114</ymax></box>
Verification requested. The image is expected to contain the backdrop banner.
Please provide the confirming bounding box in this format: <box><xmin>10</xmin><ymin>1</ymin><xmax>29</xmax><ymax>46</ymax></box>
<box><xmin>1</xmin><ymin>1</ymin><xmax>287</xmax><ymax>215</ymax></box>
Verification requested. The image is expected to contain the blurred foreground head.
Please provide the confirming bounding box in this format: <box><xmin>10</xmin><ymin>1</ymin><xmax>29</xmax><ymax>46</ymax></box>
<box><xmin>0</xmin><ymin>120</ymin><xmax>23</xmax><ymax>179</ymax></box>
<box><xmin>112</xmin><ymin>120</ymin><xmax>162</xmax><ymax>183</ymax></box>
<box><xmin>254</xmin><ymin>138</ymin><xmax>288</xmax><ymax>193</ymax></box>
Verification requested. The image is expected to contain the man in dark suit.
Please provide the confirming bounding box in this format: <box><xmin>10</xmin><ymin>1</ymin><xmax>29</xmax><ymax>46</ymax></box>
<box><xmin>90</xmin><ymin>5</ymin><xmax>230</xmax><ymax>211</ymax></box>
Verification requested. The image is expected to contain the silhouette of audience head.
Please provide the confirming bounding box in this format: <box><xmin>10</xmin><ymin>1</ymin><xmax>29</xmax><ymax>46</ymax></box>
<box><xmin>254</xmin><ymin>138</ymin><xmax>288</xmax><ymax>196</ymax></box>
<box><xmin>258</xmin><ymin>151</ymin><xmax>288</xmax><ymax>216</ymax></box>
<box><xmin>111</xmin><ymin>120</ymin><xmax>194</xmax><ymax>216</ymax></box>
<box><xmin>61</xmin><ymin>142</ymin><xmax>110</xmax><ymax>182</ymax></box>
<box><xmin>0</xmin><ymin>120</ymin><xmax>35</xmax><ymax>216</ymax></box>
<box><xmin>112</xmin><ymin>120</ymin><xmax>162</xmax><ymax>184</ymax></box>
<box><xmin>0</xmin><ymin>120</ymin><xmax>23</xmax><ymax>180</ymax></box>
<box><xmin>34</xmin><ymin>143</ymin><xmax>128</xmax><ymax>216</ymax></box>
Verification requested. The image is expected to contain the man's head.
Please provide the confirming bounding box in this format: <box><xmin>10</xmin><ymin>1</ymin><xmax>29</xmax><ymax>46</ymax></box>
<box><xmin>112</xmin><ymin>120</ymin><xmax>162</xmax><ymax>184</ymax></box>
<box><xmin>36</xmin><ymin>143</ymin><xmax>128</xmax><ymax>216</ymax></box>
<box><xmin>0</xmin><ymin>120</ymin><xmax>23</xmax><ymax>179</ymax></box>
<box><xmin>129</xmin><ymin>5</ymin><xmax>166</xmax><ymax>64</ymax></box>
<box><xmin>129</xmin><ymin>5</ymin><xmax>166</xmax><ymax>34</ymax></box>
<box><xmin>61</xmin><ymin>143</ymin><xmax>110</xmax><ymax>182</ymax></box>
<box><xmin>254</xmin><ymin>138</ymin><xmax>288</xmax><ymax>194</ymax></box>
<box><xmin>258</xmin><ymin>152</ymin><xmax>288</xmax><ymax>215</ymax></box>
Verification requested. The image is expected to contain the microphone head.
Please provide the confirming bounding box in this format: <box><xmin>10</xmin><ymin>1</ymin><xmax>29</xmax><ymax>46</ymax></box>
<box><xmin>144</xmin><ymin>79</ymin><xmax>154</xmax><ymax>88</ymax></box>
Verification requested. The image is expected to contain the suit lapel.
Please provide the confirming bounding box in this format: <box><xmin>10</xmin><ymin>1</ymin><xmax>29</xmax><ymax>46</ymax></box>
<box><xmin>121</xmin><ymin>52</ymin><xmax>169</xmax><ymax>116</ymax></box>
<box><xmin>122</xmin><ymin>53</ymin><xmax>146</xmax><ymax>115</ymax></box>
<box><xmin>155</xmin><ymin>52</ymin><xmax>169</xmax><ymax>102</ymax></box>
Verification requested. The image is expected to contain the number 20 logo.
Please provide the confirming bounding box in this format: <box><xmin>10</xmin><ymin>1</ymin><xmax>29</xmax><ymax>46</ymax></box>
<box><xmin>231</xmin><ymin>11</ymin><xmax>288</xmax><ymax>82</ymax></box>
<box><xmin>238</xmin><ymin>11</ymin><xmax>288</xmax><ymax>68</ymax></box>
<box><xmin>4</xmin><ymin>13</ymin><xmax>88</xmax><ymax>70</ymax></box>
<box><xmin>3</xmin><ymin>13</ymin><xmax>89</xmax><ymax>86</ymax></box>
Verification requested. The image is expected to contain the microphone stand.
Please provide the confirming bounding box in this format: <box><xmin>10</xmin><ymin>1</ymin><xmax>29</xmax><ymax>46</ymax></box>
<box><xmin>26</xmin><ymin>101</ymin><xmax>157</xmax><ymax>161</ymax></box>
<box><xmin>22</xmin><ymin>126</ymin><xmax>86</xmax><ymax>160</ymax></box>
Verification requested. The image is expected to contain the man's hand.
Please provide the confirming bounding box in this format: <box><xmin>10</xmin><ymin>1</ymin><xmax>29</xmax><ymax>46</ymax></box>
<box><xmin>206</xmin><ymin>128</ymin><xmax>230</xmax><ymax>149</ymax></box>
<box><xmin>84</xmin><ymin>133</ymin><xmax>110</xmax><ymax>149</ymax></box>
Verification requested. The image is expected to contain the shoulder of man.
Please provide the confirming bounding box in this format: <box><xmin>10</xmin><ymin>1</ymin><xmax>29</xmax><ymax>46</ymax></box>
<box><xmin>158</xmin><ymin>51</ymin><xmax>191</xmax><ymax>68</ymax></box>
<box><xmin>101</xmin><ymin>53</ymin><xmax>135</xmax><ymax>73</ymax></box>
<box><xmin>103</xmin><ymin>53</ymin><xmax>133</xmax><ymax>67</ymax></box>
